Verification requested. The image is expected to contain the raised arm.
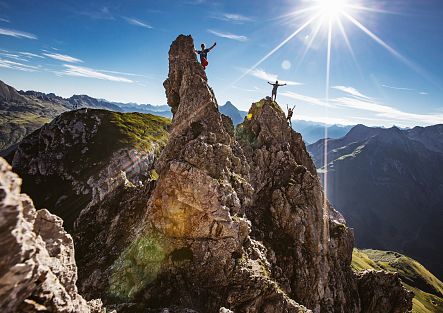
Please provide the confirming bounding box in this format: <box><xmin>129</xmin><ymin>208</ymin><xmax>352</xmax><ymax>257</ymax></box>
<box><xmin>268</xmin><ymin>82</ymin><xmax>273</xmax><ymax>85</ymax></box>
<box><xmin>279</xmin><ymin>83</ymin><xmax>287</xmax><ymax>86</ymax></box>
<box><xmin>208</xmin><ymin>42</ymin><xmax>217</xmax><ymax>51</ymax></box>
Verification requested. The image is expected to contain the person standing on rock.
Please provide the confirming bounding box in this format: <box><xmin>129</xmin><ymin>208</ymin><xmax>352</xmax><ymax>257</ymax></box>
<box><xmin>268</xmin><ymin>80</ymin><xmax>287</xmax><ymax>101</ymax></box>
<box><xmin>286</xmin><ymin>104</ymin><xmax>296</xmax><ymax>127</ymax></box>
<box><xmin>195</xmin><ymin>42</ymin><xmax>216</xmax><ymax>70</ymax></box>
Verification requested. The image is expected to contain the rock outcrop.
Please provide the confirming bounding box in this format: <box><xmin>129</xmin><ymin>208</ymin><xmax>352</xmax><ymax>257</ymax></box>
<box><xmin>0</xmin><ymin>157</ymin><xmax>104</xmax><ymax>312</ymax></box>
<box><xmin>2</xmin><ymin>34</ymin><xmax>414</xmax><ymax>313</ymax></box>
<box><xmin>107</xmin><ymin>34</ymin><xmax>308</xmax><ymax>313</ymax></box>
<box><xmin>11</xmin><ymin>109</ymin><xmax>170</xmax><ymax>231</ymax></box>
<box><xmin>9</xmin><ymin>109</ymin><xmax>171</xmax><ymax>300</ymax></box>
<box><xmin>356</xmin><ymin>270</ymin><xmax>413</xmax><ymax>313</ymax></box>
<box><xmin>237</xmin><ymin>98</ymin><xmax>360</xmax><ymax>312</ymax></box>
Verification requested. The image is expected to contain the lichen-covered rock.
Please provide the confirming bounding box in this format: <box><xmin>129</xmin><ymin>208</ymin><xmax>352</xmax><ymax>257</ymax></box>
<box><xmin>120</xmin><ymin>34</ymin><xmax>308</xmax><ymax>313</ymax></box>
<box><xmin>356</xmin><ymin>270</ymin><xmax>413</xmax><ymax>313</ymax></box>
<box><xmin>0</xmin><ymin>157</ymin><xmax>104</xmax><ymax>313</ymax></box>
<box><xmin>237</xmin><ymin>98</ymin><xmax>361</xmax><ymax>313</ymax></box>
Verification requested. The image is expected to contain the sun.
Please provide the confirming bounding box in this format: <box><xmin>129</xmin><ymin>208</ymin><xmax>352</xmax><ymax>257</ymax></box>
<box><xmin>315</xmin><ymin>0</ymin><xmax>349</xmax><ymax>19</ymax></box>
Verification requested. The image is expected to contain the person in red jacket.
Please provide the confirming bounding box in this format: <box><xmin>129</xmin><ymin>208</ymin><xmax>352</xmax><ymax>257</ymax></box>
<box><xmin>195</xmin><ymin>42</ymin><xmax>216</xmax><ymax>70</ymax></box>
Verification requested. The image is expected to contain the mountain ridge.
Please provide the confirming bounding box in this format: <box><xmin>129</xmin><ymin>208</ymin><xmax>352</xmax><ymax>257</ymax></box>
<box><xmin>308</xmin><ymin>124</ymin><xmax>443</xmax><ymax>280</ymax></box>
<box><xmin>1</xmin><ymin>34</ymin><xmax>414</xmax><ymax>313</ymax></box>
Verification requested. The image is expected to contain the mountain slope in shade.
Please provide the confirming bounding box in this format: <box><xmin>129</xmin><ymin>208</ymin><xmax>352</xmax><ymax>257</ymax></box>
<box><xmin>352</xmin><ymin>249</ymin><xmax>443</xmax><ymax>313</ymax></box>
<box><xmin>0</xmin><ymin>80</ymin><xmax>69</xmax><ymax>151</ymax></box>
<box><xmin>308</xmin><ymin>124</ymin><xmax>443</xmax><ymax>280</ymax></box>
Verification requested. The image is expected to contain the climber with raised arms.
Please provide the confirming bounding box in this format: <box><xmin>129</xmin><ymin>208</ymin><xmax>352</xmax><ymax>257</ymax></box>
<box><xmin>268</xmin><ymin>80</ymin><xmax>287</xmax><ymax>101</ymax></box>
<box><xmin>286</xmin><ymin>104</ymin><xmax>296</xmax><ymax>127</ymax></box>
<box><xmin>195</xmin><ymin>42</ymin><xmax>216</xmax><ymax>70</ymax></box>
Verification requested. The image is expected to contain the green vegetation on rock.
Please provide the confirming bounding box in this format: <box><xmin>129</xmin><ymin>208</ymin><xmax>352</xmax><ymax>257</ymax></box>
<box><xmin>110</xmin><ymin>112</ymin><xmax>170</xmax><ymax>154</ymax></box>
<box><xmin>109</xmin><ymin>235</ymin><xmax>167</xmax><ymax>300</ymax></box>
<box><xmin>352</xmin><ymin>249</ymin><xmax>443</xmax><ymax>313</ymax></box>
<box><xmin>13</xmin><ymin>109</ymin><xmax>171</xmax><ymax>231</ymax></box>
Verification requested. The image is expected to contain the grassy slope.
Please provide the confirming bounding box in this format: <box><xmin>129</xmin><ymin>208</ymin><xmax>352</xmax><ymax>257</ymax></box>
<box><xmin>0</xmin><ymin>96</ymin><xmax>68</xmax><ymax>150</ymax></box>
<box><xmin>352</xmin><ymin>249</ymin><xmax>443</xmax><ymax>313</ymax></box>
<box><xmin>16</xmin><ymin>110</ymin><xmax>171</xmax><ymax>231</ymax></box>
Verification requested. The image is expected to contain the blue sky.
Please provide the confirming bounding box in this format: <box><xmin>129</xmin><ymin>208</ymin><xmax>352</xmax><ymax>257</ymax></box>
<box><xmin>1</xmin><ymin>0</ymin><xmax>443</xmax><ymax>127</ymax></box>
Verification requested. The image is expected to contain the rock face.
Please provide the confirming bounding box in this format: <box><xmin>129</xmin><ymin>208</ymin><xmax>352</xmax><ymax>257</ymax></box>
<box><xmin>2</xmin><ymin>34</ymin><xmax>414</xmax><ymax>313</ymax></box>
<box><xmin>356</xmin><ymin>270</ymin><xmax>413</xmax><ymax>313</ymax></box>
<box><xmin>112</xmin><ymin>34</ymin><xmax>307</xmax><ymax>313</ymax></box>
<box><xmin>0</xmin><ymin>157</ymin><xmax>103</xmax><ymax>312</ymax></box>
<box><xmin>9</xmin><ymin>109</ymin><xmax>171</xmax><ymax>300</ymax></box>
<box><xmin>236</xmin><ymin>99</ymin><xmax>361</xmax><ymax>312</ymax></box>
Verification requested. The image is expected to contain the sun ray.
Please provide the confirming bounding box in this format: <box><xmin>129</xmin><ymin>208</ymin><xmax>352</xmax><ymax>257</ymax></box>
<box><xmin>346</xmin><ymin>5</ymin><xmax>401</xmax><ymax>15</ymax></box>
<box><xmin>233</xmin><ymin>13</ymin><xmax>321</xmax><ymax>84</ymax></box>
<box><xmin>322</xmin><ymin>17</ymin><xmax>333</xmax><ymax>243</ymax></box>
<box><xmin>342</xmin><ymin>12</ymin><xmax>427</xmax><ymax>78</ymax></box>
<box><xmin>336</xmin><ymin>17</ymin><xmax>364</xmax><ymax>78</ymax></box>
<box><xmin>294</xmin><ymin>19</ymin><xmax>324</xmax><ymax>72</ymax></box>
<box><xmin>272</xmin><ymin>6</ymin><xmax>321</xmax><ymax>22</ymax></box>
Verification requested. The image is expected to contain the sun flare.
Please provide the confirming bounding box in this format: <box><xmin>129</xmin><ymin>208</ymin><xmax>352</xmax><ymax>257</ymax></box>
<box><xmin>315</xmin><ymin>0</ymin><xmax>349</xmax><ymax>19</ymax></box>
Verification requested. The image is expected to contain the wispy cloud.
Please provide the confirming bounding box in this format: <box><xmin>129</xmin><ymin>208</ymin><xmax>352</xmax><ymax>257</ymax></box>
<box><xmin>0</xmin><ymin>58</ymin><xmax>39</xmax><ymax>72</ymax></box>
<box><xmin>19</xmin><ymin>52</ymin><xmax>45</xmax><ymax>59</ymax></box>
<box><xmin>77</xmin><ymin>6</ymin><xmax>114</xmax><ymax>20</ymax></box>
<box><xmin>207</xmin><ymin>29</ymin><xmax>248</xmax><ymax>42</ymax></box>
<box><xmin>381</xmin><ymin>83</ymin><xmax>428</xmax><ymax>96</ymax></box>
<box><xmin>0</xmin><ymin>17</ymin><xmax>9</xmax><ymax>23</ymax></box>
<box><xmin>281</xmin><ymin>91</ymin><xmax>332</xmax><ymax>107</ymax></box>
<box><xmin>232</xmin><ymin>85</ymin><xmax>261</xmax><ymax>93</ymax></box>
<box><xmin>184</xmin><ymin>0</ymin><xmax>206</xmax><ymax>5</ymax></box>
<box><xmin>381</xmin><ymin>84</ymin><xmax>414</xmax><ymax>91</ymax></box>
<box><xmin>244</xmin><ymin>68</ymin><xmax>302</xmax><ymax>86</ymax></box>
<box><xmin>99</xmin><ymin>69</ymin><xmax>148</xmax><ymax>78</ymax></box>
<box><xmin>0</xmin><ymin>52</ymin><xmax>30</xmax><ymax>62</ymax></box>
<box><xmin>295</xmin><ymin>113</ymin><xmax>356</xmax><ymax>126</ymax></box>
<box><xmin>332</xmin><ymin>86</ymin><xmax>371</xmax><ymax>100</ymax></box>
<box><xmin>124</xmin><ymin>17</ymin><xmax>152</xmax><ymax>29</ymax></box>
<box><xmin>332</xmin><ymin>96</ymin><xmax>443</xmax><ymax>125</ymax></box>
<box><xmin>0</xmin><ymin>27</ymin><xmax>37</xmax><ymax>39</ymax></box>
<box><xmin>281</xmin><ymin>88</ymin><xmax>443</xmax><ymax>126</ymax></box>
<box><xmin>62</xmin><ymin>64</ymin><xmax>134</xmax><ymax>83</ymax></box>
<box><xmin>43</xmin><ymin>53</ymin><xmax>83</xmax><ymax>63</ymax></box>
<box><xmin>212</xmin><ymin>13</ymin><xmax>254</xmax><ymax>23</ymax></box>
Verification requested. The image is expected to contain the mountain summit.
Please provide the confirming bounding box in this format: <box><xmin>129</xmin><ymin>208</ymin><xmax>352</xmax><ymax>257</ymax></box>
<box><xmin>0</xmin><ymin>35</ymin><xmax>414</xmax><ymax>313</ymax></box>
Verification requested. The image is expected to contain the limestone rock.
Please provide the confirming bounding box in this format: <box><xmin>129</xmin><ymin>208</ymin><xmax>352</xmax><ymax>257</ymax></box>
<box><xmin>356</xmin><ymin>270</ymin><xmax>413</xmax><ymax>313</ymax></box>
<box><xmin>0</xmin><ymin>157</ymin><xmax>103</xmax><ymax>313</ymax></box>
<box><xmin>237</xmin><ymin>98</ymin><xmax>360</xmax><ymax>312</ymax></box>
<box><xmin>129</xmin><ymin>34</ymin><xmax>307</xmax><ymax>313</ymax></box>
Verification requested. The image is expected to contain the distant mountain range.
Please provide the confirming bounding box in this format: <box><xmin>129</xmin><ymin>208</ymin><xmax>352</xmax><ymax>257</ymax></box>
<box><xmin>308</xmin><ymin>124</ymin><xmax>443</xmax><ymax>280</ymax></box>
<box><xmin>292</xmin><ymin>120</ymin><xmax>353</xmax><ymax>144</ymax></box>
<box><xmin>0</xmin><ymin>80</ymin><xmax>171</xmax><ymax>151</ymax></box>
<box><xmin>1</xmin><ymin>79</ymin><xmax>352</xmax><ymax>153</ymax></box>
